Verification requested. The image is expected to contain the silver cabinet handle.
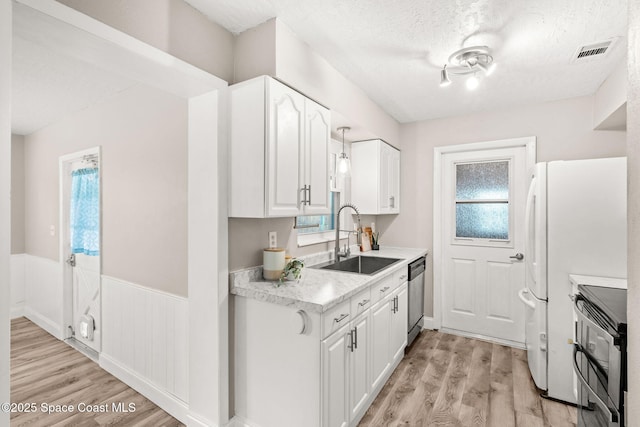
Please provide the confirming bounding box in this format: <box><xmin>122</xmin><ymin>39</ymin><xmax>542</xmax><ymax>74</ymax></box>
<box><xmin>389</xmin><ymin>196</ymin><xmax>394</xmax><ymax>208</ymax></box>
<box><xmin>509</xmin><ymin>253</ymin><xmax>524</xmax><ymax>260</ymax></box>
<box><xmin>380</xmin><ymin>286</ymin><xmax>390</xmax><ymax>293</ymax></box>
<box><xmin>353</xmin><ymin>326</ymin><xmax>358</xmax><ymax>350</ymax></box>
<box><xmin>358</xmin><ymin>299</ymin><xmax>370</xmax><ymax>307</ymax></box>
<box><xmin>348</xmin><ymin>329</ymin><xmax>355</xmax><ymax>352</ymax></box>
<box><xmin>334</xmin><ymin>313</ymin><xmax>349</xmax><ymax>324</ymax></box>
<box><xmin>308</xmin><ymin>185</ymin><xmax>311</xmax><ymax>205</ymax></box>
<box><xmin>399</xmin><ymin>275</ymin><xmax>407</xmax><ymax>281</ymax></box>
<box><xmin>299</xmin><ymin>186</ymin><xmax>307</xmax><ymax>207</ymax></box>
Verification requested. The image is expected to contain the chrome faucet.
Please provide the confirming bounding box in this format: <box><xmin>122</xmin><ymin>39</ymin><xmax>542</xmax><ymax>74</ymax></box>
<box><xmin>335</xmin><ymin>203</ymin><xmax>361</xmax><ymax>261</ymax></box>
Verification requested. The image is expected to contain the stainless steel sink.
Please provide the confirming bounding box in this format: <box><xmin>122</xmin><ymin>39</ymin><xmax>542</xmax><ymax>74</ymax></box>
<box><xmin>313</xmin><ymin>256</ymin><xmax>401</xmax><ymax>275</ymax></box>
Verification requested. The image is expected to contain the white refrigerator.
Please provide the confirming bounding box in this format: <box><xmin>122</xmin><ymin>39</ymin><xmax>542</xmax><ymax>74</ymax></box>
<box><xmin>518</xmin><ymin>157</ymin><xmax>627</xmax><ymax>404</ymax></box>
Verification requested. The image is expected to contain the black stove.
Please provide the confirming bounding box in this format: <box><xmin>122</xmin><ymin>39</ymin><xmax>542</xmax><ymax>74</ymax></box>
<box><xmin>578</xmin><ymin>284</ymin><xmax>627</xmax><ymax>336</ymax></box>
<box><xmin>574</xmin><ymin>284</ymin><xmax>627</xmax><ymax>427</ymax></box>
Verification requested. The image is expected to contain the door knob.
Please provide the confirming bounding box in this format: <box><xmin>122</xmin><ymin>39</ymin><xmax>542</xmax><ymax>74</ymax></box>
<box><xmin>509</xmin><ymin>253</ymin><xmax>524</xmax><ymax>261</ymax></box>
<box><xmin>66</xmin><ymin>253</ymin><xmax>76</xmax><ymax>267</ymax></box>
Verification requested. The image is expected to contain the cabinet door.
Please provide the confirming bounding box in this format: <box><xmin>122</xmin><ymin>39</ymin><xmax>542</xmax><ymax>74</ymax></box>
<box><xmin>379</xmin><ymin>143</ymin><xmax>392</xmax><ymax>213</ymax></box>
<box><xmin>304</xmin><ymin>99</ymin><xmax>331</xmax><ymax>214</ymax></box>
<box><xmin>267</xmin><ymin>79</ymin><xmax>305</xmax><ymax>217</ymax></box>
<box><xmin>390</xmin><ymin>283</ymin><xmax>408</xmax><ymax>363</ymax></box>
<box><xmin>349</xmin><ymin>312</ymin><xmax>370</xmax><ymax>422</ymax></box>
<box><xmin>370</xmin><ymin>297</ymin><xmax>391</xmax><ymax>391</ymax></box>
<box><xmin>322</xmin><ymin>325</ymin><xmax>350</xmax><ymax>427</ymax></box>
<box><xmin>389</xmin><ymin>148</ymin><xmax>400</xmax><ymax>213</ymax></box>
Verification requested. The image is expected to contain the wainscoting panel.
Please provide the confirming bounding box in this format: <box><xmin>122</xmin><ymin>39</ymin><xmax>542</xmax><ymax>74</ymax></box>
<box><xmin>101</xmin><ymin>276</ymin><xmax>189</xmax><ymax>422</ymax></box>
<box><xmin>24</xmin><ymin>255</ymin><xmax>63</xmax><ymax>338</ymax></box>
<box><xmin>10</xmin><ymin>254</ymin><xmax>25</xmax><ymax>318</ymax></box>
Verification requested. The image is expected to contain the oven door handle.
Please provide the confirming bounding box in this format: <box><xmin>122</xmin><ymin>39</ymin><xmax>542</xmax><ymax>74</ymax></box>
<box><xmin>573</xmin><ymin>343</ymin><xmax>618</xmax><ymax>423</ymax></box>
<box><xmin>573</xmin><ymin>295</ymin><xmax>617</xmax><ymax>349</ymax></box>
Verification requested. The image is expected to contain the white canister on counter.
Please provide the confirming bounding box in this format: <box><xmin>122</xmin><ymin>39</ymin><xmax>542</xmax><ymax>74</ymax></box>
<box><xmin>263</xmin><ymin>248</ymin><xmax>285</xmax><ymax>280</ymax></box>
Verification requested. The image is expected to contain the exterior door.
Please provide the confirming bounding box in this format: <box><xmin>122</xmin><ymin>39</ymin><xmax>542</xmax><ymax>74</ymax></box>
<box><xmin>61</xmin><ymin>148</ymin><xmax>102</xmax><ymax>353</ymax></box>
<box><xmin>441</xmin><ymin>146</ymin><xmax>527</xmax><ymax>344</ymax></box>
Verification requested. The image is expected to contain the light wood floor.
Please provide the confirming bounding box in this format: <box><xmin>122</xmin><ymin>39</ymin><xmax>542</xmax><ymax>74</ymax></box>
<box><xmin>359</xmin><ymin>329</ymin><xmax>577</xmax><ymax>427</ymax></box>
<box><xmin>10</xmin><ymin>317</ymin><xmax>183</xmax><ymax>426</ymax></box>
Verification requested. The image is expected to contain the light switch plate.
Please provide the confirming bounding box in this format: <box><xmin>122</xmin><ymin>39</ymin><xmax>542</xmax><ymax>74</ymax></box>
<box><xmin>268</xmin><ymin>231</ymin><xmax>277</xmax><ymax>248</ymax></box>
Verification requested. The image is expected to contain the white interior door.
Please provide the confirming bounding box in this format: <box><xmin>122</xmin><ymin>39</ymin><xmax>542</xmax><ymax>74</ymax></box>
<box><xmin>441</xmin><ymin>146</ymin><xmax>527</xmax><ymax>344</ymax></box>
<box><xmin>61</xmin><ymin>148</ymin><xmax>101</xmax><ymax>353</ymax></box>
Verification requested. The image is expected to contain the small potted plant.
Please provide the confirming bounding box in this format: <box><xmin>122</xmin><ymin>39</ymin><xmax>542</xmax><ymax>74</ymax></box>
<box><xmin>279</xmin><ymin>257</ymin><xmax>304</xmax><ymax>285</ymax></box>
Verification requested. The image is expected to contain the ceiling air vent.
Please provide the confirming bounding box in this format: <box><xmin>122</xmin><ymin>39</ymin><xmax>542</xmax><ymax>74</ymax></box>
<box><xmin>571</xmin><ymin>38</ymin><xmax>618</xmax><ymax>63</ymax></box>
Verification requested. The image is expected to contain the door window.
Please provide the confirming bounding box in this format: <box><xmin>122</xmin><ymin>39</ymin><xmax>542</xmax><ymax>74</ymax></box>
<box><xmin>454</xmin><ymin>160</ymin><xmax>510</xmax><ymax>241</ymax></box>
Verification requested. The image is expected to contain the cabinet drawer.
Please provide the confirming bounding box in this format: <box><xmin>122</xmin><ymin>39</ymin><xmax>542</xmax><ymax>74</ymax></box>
<box><xmin>322</xmin><ymin>299</ymin><xmax>351</xmax><ymax>339</ymax></box>
<box><xmin>371</xmin><ymin>275</ymin><xmax>394</xmax><ymax>305</ymax></box>
<box><xmin>394</xmin><ymin>267</ymin><xmax>408</xmax><ymax>286</ymax></box>
<box><xmin>350</xmin><ymin>287</ymin><xmax>372</xmax><ymax>319</ymax></box>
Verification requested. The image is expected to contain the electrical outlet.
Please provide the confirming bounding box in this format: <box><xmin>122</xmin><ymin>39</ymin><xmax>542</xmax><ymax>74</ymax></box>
<box><xmin>268</xmin><ymin>231</ymin><xmax>277</xmax><ymax>248</ymax></box>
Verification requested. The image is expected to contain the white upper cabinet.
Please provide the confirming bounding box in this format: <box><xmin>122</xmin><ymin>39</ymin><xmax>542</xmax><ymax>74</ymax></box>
<box><xmin>229</xmin><ymin>76</ymin><xmax>331</xmax><ymax>218</ymax></box>
<box><xmin>351</xmin><ymin>139</ymin><xmax>400</xmax><ymax>215</ymax></box>
<box><xmin>304</xmin><ymin>99</ymin><xmax>331</xmax><ymax>215</ymax></box>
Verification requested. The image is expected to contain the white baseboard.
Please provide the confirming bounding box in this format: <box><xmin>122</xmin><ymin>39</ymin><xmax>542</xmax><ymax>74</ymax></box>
<box><xmin>439</xmin><ymin>327</ymin><xmax>526</xmax><ymax>350</ymax></box>
<box><xmin>10</xmin><ymin>302</ymin><xmax>24</xmax><ymax>319</ymax></box>
<box><xmin>226</xmin><ymin>415</ymin><xmax>261</xmax><ymax>427</ymax></box>
<box><xmin>187</xmin><ymin>412</ymin><xmax>220</xmax><ymax>427</ymax></box>
<box><xmin>100</xmin><ymin>353</ymin><xmax>189</xmax><ymax>425</ymax></box>
<box><xmin>422</xmin><ymin>316</ymin><xmax>439</xmax><ymax>330</ymax></box>
<box><xmin>11</xmin><ymin>254</ymin><xmax>26</xmax><ymax>317</ymax></box>
<box><xmin>24</xmin><ymin>306</ymin><xmax>63</xmax><ymax>339</ymax></box>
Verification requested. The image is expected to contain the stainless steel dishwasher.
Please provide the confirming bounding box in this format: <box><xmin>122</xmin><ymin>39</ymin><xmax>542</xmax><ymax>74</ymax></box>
<box><xmin>407</xmin><ymin>256</ymin><xmax>426</xmax><ymax>347</ymax></box>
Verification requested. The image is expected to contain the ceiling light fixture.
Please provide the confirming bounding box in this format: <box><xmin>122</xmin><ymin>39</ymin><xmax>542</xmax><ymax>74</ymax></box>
<box><xmin>336</xmin><ymin>126</ymin><xmax>351</xmax><ymax>177</ymax></box>
<box><xmin>439</xmin><ymin>65</ymin><xmax>451</xmax><ymax>87</ymax></box>
<box><xmin>439</xmin><ymin>46</ymin><xmax>495</xmax><ymax>90</ymax></box>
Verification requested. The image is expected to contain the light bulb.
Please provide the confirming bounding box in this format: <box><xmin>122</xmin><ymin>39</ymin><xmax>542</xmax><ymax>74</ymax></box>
<box><xmin>337</xmin><ymin>153</ymin><xmax>351</xmax><ymax>177</ymax></box>
<box><xmin>466</xmin><ymin>75</ymin><xmax>479</xmax><ymax>90</ymax></box>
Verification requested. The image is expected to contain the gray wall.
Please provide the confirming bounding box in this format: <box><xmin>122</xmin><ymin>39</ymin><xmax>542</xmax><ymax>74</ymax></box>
<box><xmin>11</xmin><ymin>134</ymin><xmax>24</xmax><ymax>254</ymax></box>
<box><xmin>376</xmin><ymin>95</ymin><xmax>627</xmax><ymax>317</ymax></box>
<box><xmin>57</xmin><ymin>0</ymin><xmax>235</xmax><ymax>83</ymax></box>
<box><xmin>627</xmin><ymin>0</ymin><xmax>639</xmax><ymax>420</ymax></box>
<box><xmin>23</xmin><ymin>85</ymin><xmax>189</xmax><ymax>296</ymax></box>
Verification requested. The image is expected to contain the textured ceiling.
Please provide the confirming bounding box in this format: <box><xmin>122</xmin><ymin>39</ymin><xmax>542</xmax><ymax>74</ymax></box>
<box><xmin>186</xmin><ymin>0</ymin><xmax>627</xmax><ymax>123</ymax></box>
<box><xmin>12</xmin><ymin>34</ymin><xmax>136</xmax><ymax>135</ymax></box>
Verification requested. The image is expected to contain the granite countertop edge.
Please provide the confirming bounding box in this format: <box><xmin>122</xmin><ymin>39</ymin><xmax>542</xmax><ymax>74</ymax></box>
<box><xmin>230</xmin><ymin>247</ymin><xmax>428</xmax><ymax>314</ymax></box>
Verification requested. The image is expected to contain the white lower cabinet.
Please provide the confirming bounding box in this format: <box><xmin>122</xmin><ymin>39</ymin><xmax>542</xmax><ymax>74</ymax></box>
<box><xmin>322</xmin><ymin>324</ymin><xmax>350</xmax><ymax>427</ymax></box>
<box><xmin>390</xmin><ymin>283</ymin><xmax>408</xmax><ymax>364</ymax></box>
<box><xmin>348</xmin><ymin>311</ymin><xmax>371</xmax><ymax>423</ymax></box>
<box><xmin>370</xmin><ymin>296</ymin><xmax>391</xmax><ymax>391</ymax></box>
<box><xmin>234</xmin><ymin>268</ymin><xmax>410</xmax><ymax>427</ymax></box>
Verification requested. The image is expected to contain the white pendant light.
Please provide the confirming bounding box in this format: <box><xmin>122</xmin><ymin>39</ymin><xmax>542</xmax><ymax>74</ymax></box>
<box><xmin>336</xmin><ymin>126</ymin><xmax>351</xmax><ymax>177</ymax></box>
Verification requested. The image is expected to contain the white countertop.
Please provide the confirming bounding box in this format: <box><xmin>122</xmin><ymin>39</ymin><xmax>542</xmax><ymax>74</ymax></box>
<box><xmin>230</xmin><ymin>247</ymin><xmax>428</xmax><ymax>313</ymax></box>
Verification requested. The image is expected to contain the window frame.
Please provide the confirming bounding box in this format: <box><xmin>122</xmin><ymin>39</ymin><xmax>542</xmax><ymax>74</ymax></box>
<box><xmin>451</xmin><ymin>157</ymin><xmax>515</xmax><ymax>248</ymax></box>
